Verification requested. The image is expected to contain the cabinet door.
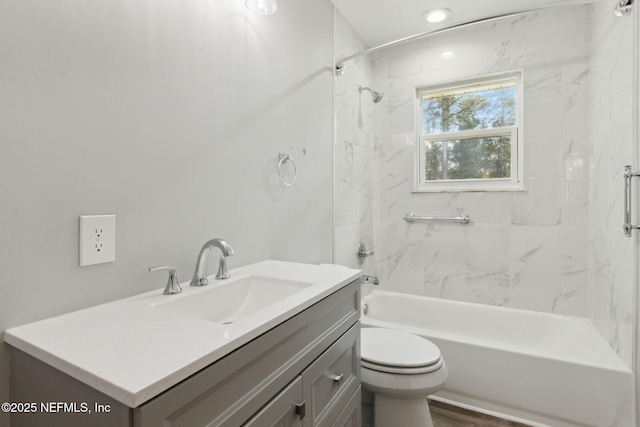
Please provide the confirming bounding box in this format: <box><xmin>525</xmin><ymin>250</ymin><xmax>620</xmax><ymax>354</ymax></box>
<box><xmin>330</xmin><ymin>387</ymin><xmax>361</xmax><ymax>427</ymax></box>
<box><xmin>244</xmin><ymin>376</ymin><xmax>304</xmax><ymax>427</ymax></box>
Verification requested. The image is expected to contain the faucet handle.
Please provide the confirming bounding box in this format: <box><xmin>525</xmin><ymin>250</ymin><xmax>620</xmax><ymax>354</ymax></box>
<box><xmin>357</xmin><ymin>242</ymin><xmax>374</xmax><ymax>264</ymax></box>
<box><xmin>149</xmin><ymin>266</ymin><xmax>182</xmax><ymax>295</ymax></box>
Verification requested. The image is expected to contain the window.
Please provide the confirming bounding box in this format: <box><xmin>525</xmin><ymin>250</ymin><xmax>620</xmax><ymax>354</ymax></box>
<box><xmin>415</xmin><ymin>71</ymin><xmax>522</xmax><ymax>191</ymax></box>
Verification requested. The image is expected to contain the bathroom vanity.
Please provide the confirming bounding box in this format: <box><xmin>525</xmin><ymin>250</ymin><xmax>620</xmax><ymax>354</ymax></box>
<box><xmin>6</xmin><ymin>261</ymin><xmax>362</xmax><ymax>427</ymax></box>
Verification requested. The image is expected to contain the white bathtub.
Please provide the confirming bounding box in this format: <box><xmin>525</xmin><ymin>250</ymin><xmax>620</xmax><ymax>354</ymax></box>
<box><xmin>361</xmin><ymin>290</ymin><xmax>634</xmax><ymax>427</ymax></box>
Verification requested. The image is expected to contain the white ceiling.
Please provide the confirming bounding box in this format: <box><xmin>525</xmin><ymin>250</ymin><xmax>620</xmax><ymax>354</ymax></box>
<box><xmin>330</xmin><ymin>0</ymin><xmax>600</xmax><ymax>47</ymax></box>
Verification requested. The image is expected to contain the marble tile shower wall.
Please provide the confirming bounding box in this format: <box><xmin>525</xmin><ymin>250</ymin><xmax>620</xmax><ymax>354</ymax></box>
<box><xmin>334</xmin><ymin>4</ymin><xmax>634</xmax><ymax>367</ymax></box>
<box><xmin>588</xmin><ymin>1</ymin><xmax>634</xmax><ymax>367</ymax></box>
<box><xmin>370</xmin><ymin>7</ymin><xmax>593</xmax><ymax>315</ymax></box>
<box><xmin>334</xmin><ymin>10</ymin><xmax>377</xmax><ymax>274</ymax></box>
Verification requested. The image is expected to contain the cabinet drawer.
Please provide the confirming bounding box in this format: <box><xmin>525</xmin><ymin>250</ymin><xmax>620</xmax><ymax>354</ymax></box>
<box><xmin>302</xmin><ymin>322</ymin><xmax>360</xmax><ymax>427</ymax></box>
<box><xmin>243</xmin><ymin>376</ymin><xmax>303</xmax><ymax>427</ymax></box>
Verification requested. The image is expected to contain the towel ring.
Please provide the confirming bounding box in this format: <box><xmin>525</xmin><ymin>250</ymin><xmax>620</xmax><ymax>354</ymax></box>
<box><xmin>278</xmin><ymin>153</ymin><xmax>297</xmax><ymax>186</ymax></box>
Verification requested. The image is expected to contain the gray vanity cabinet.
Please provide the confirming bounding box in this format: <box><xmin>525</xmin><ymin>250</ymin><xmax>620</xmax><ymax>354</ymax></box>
<box><xmin>10</xmin><ymin>280</ymin><xmax>361</xmax><ymax>427</ymax></box>
<box><xmin>243</xmin><ymin>321</ymin><xmax>360</xmax><ymax>427</ymax></box>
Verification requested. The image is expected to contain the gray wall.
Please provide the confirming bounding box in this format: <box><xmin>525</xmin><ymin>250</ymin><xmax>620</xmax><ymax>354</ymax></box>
<box><xmin>0</xmin><ymin>0</ymin><xmax>335</xmax><ymax>424</ymax></box>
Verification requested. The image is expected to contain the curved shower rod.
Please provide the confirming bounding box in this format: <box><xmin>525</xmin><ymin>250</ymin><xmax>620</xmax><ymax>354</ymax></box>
<box><xmin>335</xmin><ymin>0</ymin><xmax>611</xmax><ymax>74</ymax></box>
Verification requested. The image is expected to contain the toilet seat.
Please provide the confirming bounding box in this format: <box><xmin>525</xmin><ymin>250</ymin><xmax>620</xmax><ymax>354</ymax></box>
<box><xmin>361</xmin><ymin>328</ymin><xmax>442</xmax><ymax>374</ymax></box>
<box><xmin>362</xmin><ymin>358</ymin><xmax>444</xmax><ymax>374</ymax></box>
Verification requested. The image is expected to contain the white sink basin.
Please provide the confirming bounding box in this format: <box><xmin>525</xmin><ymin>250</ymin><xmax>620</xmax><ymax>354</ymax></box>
<box><xmin>153</xmin><ymin>275</ymin><xmax>313</xmax><ymax>323</ymax></box>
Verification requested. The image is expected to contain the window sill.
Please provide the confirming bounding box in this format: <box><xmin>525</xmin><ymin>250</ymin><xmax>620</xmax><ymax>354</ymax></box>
<box><xmin>411</xmin><ymin>188</ymin><xmax>527</xmax><ymax>194</ymax></box>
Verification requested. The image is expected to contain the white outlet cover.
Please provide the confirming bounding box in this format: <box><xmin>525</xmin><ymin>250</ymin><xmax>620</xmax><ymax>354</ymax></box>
<box><xmin>79</xmin><ymin>214</ymin><xmax>116</xmax><ymax>266</ymax></box>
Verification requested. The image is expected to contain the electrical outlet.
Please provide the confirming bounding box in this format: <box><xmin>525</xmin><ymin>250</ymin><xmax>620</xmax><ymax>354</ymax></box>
<box><xmin>79</xmin><ymin>214</ymin><xmax>116</xmax><ymax>266</ymax></box>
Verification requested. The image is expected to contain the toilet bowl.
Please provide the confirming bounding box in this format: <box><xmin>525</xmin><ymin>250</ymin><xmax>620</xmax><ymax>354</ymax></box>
<box><xmin>360</xmin><ymin>327</ymin><xmax>448</xmax><ymax>427</ymax></box>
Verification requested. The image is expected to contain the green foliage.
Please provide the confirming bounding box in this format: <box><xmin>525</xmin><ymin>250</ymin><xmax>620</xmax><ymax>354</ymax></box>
<box><xmin>424</xmin><ymin>142</ymin><xmax>443</xmax><ymax>180</ymax></box>
<box><xmin>447</xmin><ymin>136</ymin><xmax>511</xmax><ymax>179</ymax></box>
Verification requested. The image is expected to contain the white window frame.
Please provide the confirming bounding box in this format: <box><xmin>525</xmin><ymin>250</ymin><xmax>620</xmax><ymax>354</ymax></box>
<box><xmin>414</xmin><ymin>71</ymin><xmax>524</xmax><ymax>192</ymax></box>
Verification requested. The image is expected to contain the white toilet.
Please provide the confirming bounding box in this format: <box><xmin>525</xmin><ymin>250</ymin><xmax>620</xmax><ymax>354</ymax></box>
<box><xmin>360</xmin><ymin>327</ymin><xmax>448</xmax><ymax>427</ymax></box>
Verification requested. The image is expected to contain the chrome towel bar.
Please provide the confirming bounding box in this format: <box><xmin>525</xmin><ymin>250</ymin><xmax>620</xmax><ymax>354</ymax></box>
<box><xmin>623</xmin><ymin>165</ymin><xmax>640</xmax><ymax>237</ymax></box>
<box><xmin>403</xmin><ymin>213</ymin><xmax>471</xmax><ymax>224</ymax></box>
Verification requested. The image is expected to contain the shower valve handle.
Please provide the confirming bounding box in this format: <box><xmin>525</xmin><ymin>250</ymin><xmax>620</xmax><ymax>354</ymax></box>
<box><xmin>357</xmin><ymin>242</ymin><xmax>374</xmax><ymax>264</ymax></box>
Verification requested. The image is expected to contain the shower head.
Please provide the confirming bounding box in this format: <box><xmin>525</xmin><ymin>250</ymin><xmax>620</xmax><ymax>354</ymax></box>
<box><xmin>359</xmin><ymin>85</ymin><xmax>384</xmax><ymax>103</ymax></box>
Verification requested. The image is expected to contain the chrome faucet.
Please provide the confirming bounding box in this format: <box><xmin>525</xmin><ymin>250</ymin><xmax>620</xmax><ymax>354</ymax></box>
<box><xmin>360</xmin><ymin>275</ymin><xmax>379</xmax><ymax>285</ymax></box>
<box><xmin>190</xmin><ymin>238</ymin><xmax>236</xmax><ymax>286</ymax></box>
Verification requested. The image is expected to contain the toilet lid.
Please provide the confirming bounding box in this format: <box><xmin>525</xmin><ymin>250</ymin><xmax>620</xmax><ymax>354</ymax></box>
<box><xmin>361</xmin><ymin>328</ymin><xmax>441</xmax><ymax>368</ymax></box>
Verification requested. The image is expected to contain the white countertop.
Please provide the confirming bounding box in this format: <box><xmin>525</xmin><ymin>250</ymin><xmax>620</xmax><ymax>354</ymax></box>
<box><xmin>4</xmin><ymin>260</ymin><xmax>361</xmax><ymax>408</ymax></box>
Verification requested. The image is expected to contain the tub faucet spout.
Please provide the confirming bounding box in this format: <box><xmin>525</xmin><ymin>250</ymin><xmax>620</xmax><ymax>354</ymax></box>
<box><xmin>191</xmin><ymin>238</ymin><xmax>236</xmax><ymax>286</ymax></box>
<box><xmin>360</xmin><ymin>275</ymin><xmax>379</xmax><ymax>285</ymax></box>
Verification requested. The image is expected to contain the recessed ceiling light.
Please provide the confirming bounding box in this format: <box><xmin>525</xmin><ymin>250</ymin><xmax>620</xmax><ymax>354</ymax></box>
<box><xmin>440</xmin><ymin>51</ymin><xmax>455</xmax><ymax>60</ymax></box>
<box><xmin>424</xmin><ymin>8</ymin><xmax>452</xmax><ymax>24</ymax></box>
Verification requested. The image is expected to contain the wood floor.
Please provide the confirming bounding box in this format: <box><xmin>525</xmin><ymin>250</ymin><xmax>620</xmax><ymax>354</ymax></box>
<box><xmin>429</xmin><ymin>399</ymin><xmax>534</xmax><ymax>427</ymax></box>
